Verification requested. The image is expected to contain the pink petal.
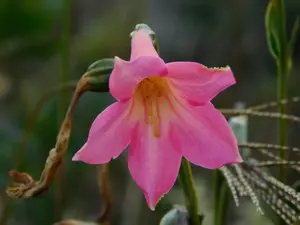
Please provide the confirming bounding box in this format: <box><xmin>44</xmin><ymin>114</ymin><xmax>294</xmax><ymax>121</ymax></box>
<box><xmin>130</xmin><ymin>29</ymin><xmax>159</xmax><ymax>60</ymax></box>
<box><xmin>166</xmin><ymin>62</ymin><xmax>235</xmax><ymax>105</ymax></box>
<box><xmin>72</xmin><ymin>101</ymin><xmax>132</xmax><ymax>164</ymax></box>
<box><xmin>128</xmin><ymin>121</ymin><xmax>181</xmax><ymax>210</ymax></box>
<box><xmin>109</xmin><ymin>56</ymin><xmax>167</xmax><ymax>101</ymax></box>
<box><xmin>170</xmin><ymin>101</ymin><xmax>242</xmax><ymax>169</ymax></box>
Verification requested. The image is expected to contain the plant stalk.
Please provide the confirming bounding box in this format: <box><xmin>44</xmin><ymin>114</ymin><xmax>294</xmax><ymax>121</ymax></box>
<box><xmin>275</xmin><ymin>0</ymin><xmax>289</xmax><ymax>184</ymax></box>
<box><xmin>178</xmin><ymin>158</ymin><xmax>202</xmax><ymax>225</ymax></box>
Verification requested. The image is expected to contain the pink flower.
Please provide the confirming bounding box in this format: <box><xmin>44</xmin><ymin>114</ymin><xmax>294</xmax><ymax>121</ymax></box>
<box><xmin>73</xmin><ymin>27</ymin><xmax>242</xmax><ymax>209</ymax></box>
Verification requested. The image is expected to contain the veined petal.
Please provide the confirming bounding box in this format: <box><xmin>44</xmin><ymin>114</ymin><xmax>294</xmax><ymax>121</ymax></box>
<box><xmin>72</xmin><ymin>101</ymin><xmax>132</xmax><ymax>164</ymax></box>
<box><xmin>166</xmin><ymin>62</ymin><xmax>235</xmax><ymax>105</ymax></box>
<box><xmin>128</xmin><ymin>121</ymin><xmax>181</xmax><ymax>210</ymax></box>
<box><xmin>109</xmin><ymin>56</ymin><xmax>167</xmax><ymax>101</ymax></box>
<box><xmin>170</xmin><ymin>101</ymin><xmax>242</xmax><ymax>169</ymax></box>
<box><xmin>130</xmin><ymin>29</ymin><xmax>159</xmax><ymax>60</ymax></box>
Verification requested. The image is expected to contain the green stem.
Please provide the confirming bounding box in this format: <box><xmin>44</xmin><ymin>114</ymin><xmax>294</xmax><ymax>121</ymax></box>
<box><xmin>213</xmin><ymin>171</ymin><xmax>229</xmax><ymax>225</ymax></box>
<box><xmin>277</xmin><ymin>62</ymin><xmax>288</xmax><ymax>183</ymax></box>
<box><xmin>213</xmin><ymin>171</ymin><xmax>221</xmax><ymax>225</ymax></box>
<box><xmin>275</xmin><ymin>0</ymin><xmax>289</xmax><ymax>184</ymax></box>
<box><xmin>178</xmin><ymin>158</ymin><xmax>201</xmax><ymax>225</ymax></box>
<box><xmin>217</xmin><ymin>184</ymin><xmax>229</xmax><ymax>225</ymax></box>
<box><xmin>273</xmin><ymin>1</ymin><xmax>289</xmax><ymax>224</ymax></box>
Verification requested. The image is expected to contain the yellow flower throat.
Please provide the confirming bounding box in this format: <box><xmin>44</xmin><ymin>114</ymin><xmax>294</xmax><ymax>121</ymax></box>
<box><xmin>134</xmin><ymin>76</ymin><xmax>169</xmax><ymax>138</ymax></box>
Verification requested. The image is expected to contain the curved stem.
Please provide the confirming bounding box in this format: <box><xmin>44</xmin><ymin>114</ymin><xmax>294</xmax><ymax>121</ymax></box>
<box><xmin>0</xmin><ymin>82</ymin><xmax>76</xmax><ymax>225</ymax></box>
<box><xmin>96</xmin><ymin>164</ymin><xmax>111</xmax><ymax>225</ymax></box>
<box><xmin>6</xmin><ymin>76</ymin><xmax>90</xmax><ymax>199</ymax></box>
<box><xmin>178</xmin><ymin>158</ymin><xmax>201</xmax><ymax>225</ymax></box>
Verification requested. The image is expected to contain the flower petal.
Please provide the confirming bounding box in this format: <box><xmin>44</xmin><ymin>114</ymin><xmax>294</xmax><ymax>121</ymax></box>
<box><xmin>109</xmin><ymin>56</ymin><xmax>167</xmax><ymax>101</ymax></box>
<box><xmin>167</xmin><ymin>62</ymin><xmax>235</xmax><ymax>105</ymax></box>
<box><xmin>170</xmin><ymin>101</ymin><xmax>242</xmax><ymax>169</ymax></box>
<box><xmin>128</xmin><ymin>121</ymin><xmax>181</xmax><ymax>210</ymax></box>
<box><xmin>130</xmin><ymin>29</ymin><xmax>159</xmax><ymax>60</ymax></box>
<box><xmin>72</xmin><ymin>101</ymin><xmax>132</xmax><ymax>164</ymax></box>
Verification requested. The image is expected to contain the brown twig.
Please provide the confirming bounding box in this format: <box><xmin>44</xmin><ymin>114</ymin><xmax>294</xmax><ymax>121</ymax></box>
<box><xmin>238</xmin><ymin>142</ymin><xmax>300</xmax><ymax>153</ymax></box>
<box><xmin>0</xmin><ymin>81</ymin><xmax>77</xmax><ymax>225</ymax></box>
<box><xmin>96</xmin><ymin>164</ymin><xmax>111</xmax><ymax>225</ymax></box>
<box><xmin>54</xmin><ymin>220</ymin><xmax>98</xmax><ymax>225</ymax></box>
<box><xmin>53</xmin><ymin>164</ymin><xmax>111</xmax><ymax>225</ymax></box>
<box><xmin>256</xmin><ymin>160</ymin><xmax>300</xmax><ymax>168</ymax></box>
<box><xmin>220</xmin><ymin>109</ymin><xmax>300</xmax><ymax>123</ymax></box>
<box><xmin>247</xmin><ymin>96</ymin><xmax>300</xmax><ymax>111</ymax></box>
<box><xmin>6</xmin><ymin>75</ymin><xmax>90</xmax><ymax>199</ymax></box>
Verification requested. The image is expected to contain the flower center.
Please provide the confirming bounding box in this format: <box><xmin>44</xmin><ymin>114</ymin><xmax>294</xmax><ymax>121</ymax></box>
<box><xmin>135</xmin><ymin>76</ymin><xmax>168</xmax><ymax>138</ymax></box>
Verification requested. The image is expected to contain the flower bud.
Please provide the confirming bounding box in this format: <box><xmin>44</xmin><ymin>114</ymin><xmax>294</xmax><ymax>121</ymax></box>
<box><xmin>85</xmin><ymin>58</ymin><xmax>114</xmax><ymax>92</ymax></box>
<box><xmin>159</xmin><ymin>207</ymin><xmax>190</xmax><ymax>225</ymax></box>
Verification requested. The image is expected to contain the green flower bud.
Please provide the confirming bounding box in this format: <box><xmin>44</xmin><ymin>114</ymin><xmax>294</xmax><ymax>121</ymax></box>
<box><xmin>85</xmin><ymin>58</ymin><xmax>114</xmax><ymax>92</ymax></box>
<box><xmin>159</xmin><ymin>207</ymin><xmax>189</xmax><ymax>225</ymax></box>
<box><xmin>159</xmin><ymin>206</ymin><xmax>204</xmax><ymax>225</ymax></box>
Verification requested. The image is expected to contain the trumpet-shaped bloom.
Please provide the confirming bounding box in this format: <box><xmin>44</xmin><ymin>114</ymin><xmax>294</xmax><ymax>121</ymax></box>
<box><xmin>73</xmin><ymin>28</ymin><xmax>242</xmax><ymax>209</ymax></box>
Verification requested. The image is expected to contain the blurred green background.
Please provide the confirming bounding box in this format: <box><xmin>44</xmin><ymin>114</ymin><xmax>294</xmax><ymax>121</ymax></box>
<box><xmin>0</xmin><ymin>0</ymin><xmax>300</xmax><ymax>225</ymax></box>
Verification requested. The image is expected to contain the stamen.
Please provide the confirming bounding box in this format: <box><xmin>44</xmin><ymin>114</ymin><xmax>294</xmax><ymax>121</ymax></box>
<box><xmin>151</xmin><ymin>100</ymin><xmax>160</xmax><ymax>137</ymax></box>
<box><xmin>134</xmin><ymin>76</ymin><xmax>168</xmax><ymax>138</ymax></box>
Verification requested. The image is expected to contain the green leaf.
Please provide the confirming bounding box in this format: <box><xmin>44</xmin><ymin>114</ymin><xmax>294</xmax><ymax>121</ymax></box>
<box><xmin>265</xmin><ymin>1</ymin><xmax>281</xmax><ymax>60</ymax></box>
<box><xmin>289</xmin><ymin>16</ymin><xmax>299</xmax><ymax>54</ymax></box>
<box><xmin>287</xmin><ymin>16</ymin><xmax>299</xmax><ymax>70</ymax></box>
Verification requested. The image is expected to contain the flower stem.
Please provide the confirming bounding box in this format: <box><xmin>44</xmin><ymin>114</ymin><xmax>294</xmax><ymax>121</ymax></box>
<box><xmin>178</xmin><ymin>158</ymin><xmax>202</xmax><ymax>225</ymax></box>
<box><xmin>275</xmin><ymin>0</ymin><xmax>289</xmax><ymax>184</ymax></box>
<box><xmin>277</xmin><ymin>62</ymin><xmax>288</xmax><ymax>182</ymax></box>
<box><xmin>213</xmin><ymin>170</ymin><xmax>229</xmax><ymax>225</ymax></box>
<box><xmin>266</xmin><ymin>0</ymin><xmax>290</xmax><ymax>224</ymax></box>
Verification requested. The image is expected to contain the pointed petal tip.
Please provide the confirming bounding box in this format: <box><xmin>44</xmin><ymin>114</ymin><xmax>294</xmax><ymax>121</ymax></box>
<box><xmin>113</xmin><ymin>56</ymin><xmax>124</xmax><ymax>66</ymax></box>
<box><xmin>219</xmin><ymin>153</ymin><xmax>243</xmax><ymax>167</ymax></box>
<box><xmin>218</xmin><ymin>65</ymin><xmax>236</xmax><ymax>85</ymax></box>
<box><xmin>72</xmin><ymin>152</ymin><xmax>82</xmax><ymax>161</ymax></box>
<box><xmin>236</xmin><ymin>154</ymin><xmax>244</xmax><ymax>163</ymax></box>
<box><xmin>149</xmin><ymin>205</ymin><xmax>156</xmax><ymax>211</ymax></box>
<box><xmin>114</xmin><ymin>56</ymin><xmax>121</xmax><ymax>61</ymax></box>
<box><xmin>143</xmin><ymin>190</ymin><xmax>168</xmax><ymax>211</ymax></box>
<box><xmin>166</xmin><ymin>62</ymin><xmax>236</xmax><ymax>105</ymax></box>
<box><xmin>71</xmin><ymin>144</ymin><xmax>87</xmax><ymax>162</ymax></box>
<box><xmin>144</xmin><ymin>192</ymin><xmax>159</xmax><ymax>211</ymax></box>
